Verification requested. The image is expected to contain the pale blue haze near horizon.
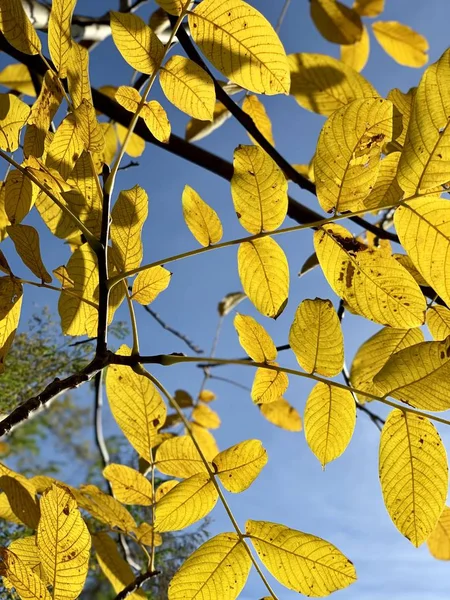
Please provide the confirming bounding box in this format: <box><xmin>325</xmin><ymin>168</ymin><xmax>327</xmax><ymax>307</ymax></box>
<box><xmin>1</xmin><ymin>0</ymin><xmax>450</xmax><ymax>597</ymax></box>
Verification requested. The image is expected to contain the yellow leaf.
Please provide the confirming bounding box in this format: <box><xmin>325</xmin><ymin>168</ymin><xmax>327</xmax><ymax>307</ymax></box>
<box><xmin>48</xmin><ymin>0</ymin><xmax>77</xmax><ymax>78</ymax></box>
<box><xmin>311</xmin><ymin>0</ymin><xmax>362</xmax><ymax>44</ymax></box>
<box><xmin>160</xmin><ymin>55</ymin><xmax>215</xmax><ymax>120</ymax></box>
<box><xmin>189</xmin><ymin>0</ymin><xmax>290</xmax><ymax>95</ymax></box>
<box><xmin>234</xmin><ymin>313</ymin><xmax>277</xmax><ymax>363</ymax></box>
<box><xmin>198</xmin><ymin>389</ymin><xmax>216</xmax><ymax>403</ymax></box>
<box><xmin>427</xmin><ymin>306</ymin><xmax>450</xmax><ymax>341</ymax></box>
<box><xmin>73</xmin><ymin>99</ymin><xmax>105</xmax><ymax>153</ymax></box>
<box><xmin>0</xmin><ymin>63</ymin><xmax>35</xmax><ymax>96</ymax></box>
<box><xmin>0</xmin><ymin>548</ymin><xmax>51</xmax><ymax>600</ymax></box>
<box><xmin>289</xmin><ymin>53</ymin><xmax>378</xmax><ymax>116</ymax></box>
<box><xmin>0</xmin><ymin>93</ymin><xmax>30</xmax><ymax>152</ymax></box>
<box><xmin>115</xmin><ymin>86</ymin><xmax>171</xmax><ymax>144</ymax></box>
<box><xmin>0</xmin><ymin>475</ymin><xmax>40</xmax><ymax>529</ymax></box>
<box><xmin>100</xmin><ymin>122</ymin><xmax>118</xmax><ymax>165</ymax></box>
<box><xmin>58</xmin><ymin>244</ymin><xmax>99</xmax><ymax>337</ymax></box>
<box><xmin>0</xmin><ymin>0</ymin><xmax>41</xmax><ymax>54</ymax></box>
<box><xmin>7</xmin><ymin>536</ymin><xmax>46</xmax><ymax>584</ymax></box>
<box><xmin>363</xmin><ymin>152</ymin><xmax>403</xmax><ymax>210</ymax></box>
<box><xmin>0</xmin><ymin>492</ymin><xmax>23</xmax><ymax>524</ymax></box>
<box><xmin>372</xmin><ymin>21</ymin><xmax>428</xmax><ymax>68</ymax></box>
<box><xmin>394</xmin><ymin>198</ymin><xmax>450</xmax><ymax>305</ymax></box>
<box><xmin>427</xmin><ymin>506</ymin><xmax>450</xmax><ymax>560</ymax></box>
<box><xmin>24</xmin><ymin>71</ymin><xmax>63</xmax><ymax>159</ymax></box>
<box><xmin>350</xmin><ymin>326</ymin><xmax>424</xmax><ymax>400</ymax></box>
<box><xmin>93</xmin><ymin>533</ymin><xmax>146</xmax><ymax>599</ymax></box>
<box><xmin>46</xmin><ymin>114</ymin><xmax>84</xmax><ymax>180</ymax></box>
<box><xmin>340</xmin><ymin>24</ymin><xmax>370</xmax><ymax>72</ymax></box>
<box><xmin>212</xmin><ymin>439</ymin><xmax>267</xmax><ymax>493</ymax></box>
<box><xmin>53</xmin><ymin>265</ymin><xmax>74</xmax><ymax>289</ymax></box>
<box><xmin>379</xmin><ymin>409</ymin><xmax>448</xmax><ymax>546</ymax></box>
<box><xmin>133</xmin><ymin>522</ymin><xmax>162</xmax><ymax>547</ymax></box>
<box><xmin>155</xmin><ymin>0</ymin><xmax>186</xmax><ymax>16</ymax></box>
<box><xmin>238</xmin><ymin>237</ymin><xmax>289</xmax><ymax>319</ymax></box>
<box><xmin>37</xmin><ymin>484</ymin><xmax>91</xmax><ymax>599</ymax></box>
<box><xmin>181</xmin><ymin>184</ymin><xmax>223</xmax><ymax>246</ymax></box>
<box><xmin>0</xmin><ymin>288</ymin><xmax>22</xmax><ymax>373</ymax></box>
<box><xmin>4</xmin><ymin>169</ymin><xmax>37</xmax><ymax>224</ymax></box>
<box><xmin>106</xmin><ymin>352</ymin><xmax>166</xmax><ymax>462</ymax></box>
<box><xmin>353</xmin><ymin>0</ymin><xmax>384</xmax><ymax>17</ymax></box>
<box><xmin>397</xmin><ymin>51</ymin><xmax>450</xmax><ymax>195</ymax></box>
<box><xmin>190</xmin><ymin>423</ymin><xmax>219</xmax><ymax>462</ymax></box>
<box><xmin>393</xmin><ymin>253</ymin><xmax>428</xmax><ymax>286</ymax></box>
<box><xmin>192</xmin><ymin>404</ymin><xmax>221</xmax><ymax>429</ymax></box>
<box><xmin>314</xmin><ymin>224</ymin><xmax>426</xmax><ymax>328</ymax></box>
<box><xmin>246</xmin><ymin>520</ymin><xmax>357</xmax><ymax>595</ymax></box>
<box><xmin>111</xmin><ymin>185</ymin><xmax>148</xmax><ymax>271</ymax></box>
<box><xmin>251</xmin><ymin>364</ymin><xmax>289</xmax><ymax>404</ymax></box>
<box><xmin>304</xmin><ymin>383</ymin><xmax>356</xmax><ymax>467</ymax></box>
<box><xmin>232</xmin><ymin>145</ymin><xmax>288</xmax><ymax>234</ymax></box>
<box><xmin>386</xmin><ymin>87</ymin><xmax>414</xmax><ymax>149</ymax></box>
<box><xmin>76</xmin><ymin>485</ymin><xmax>136</xmax><ymax>533</ymax></box>
<box><xmin>67</xmin><ymin>43</ymin><xmax>92</xmax><ymax>108</ymax></box>
<box><xmin>35</xmin><ymin>190</ymin><xmax>77</xmax><ymax>240</ymax></box>
<box><xmin>131</xmin><ymin>266</ymin><xmax>171</xmax><ymax>305</ymax></box>
<box><xmin>7</xmin><ymin>224</ymin><xmax>52</xmax><ymax>283</ymax></box>
<box><xmin>185</xmin><ymin>101</ymin><xmax>231</xmax><ymax>142</ymax></box>
<box><xmin>242</xmin><ymin>95</ymin><xmax>275</xmax><ymax>146</ymax></box>
<box><xmin>374</xmin><ymin>337</ymin><xmax>450</xmax><ymax>411</ymax></box>
<box><xmin>314</xmin><ymin>98</ymin><xmax>394</xmax><ymax>213</ymax></box>
<box><xmin>155</xmin><ymin>480</ymin><xmax>179</xmax><ymax>502</ymax></box>
<box><xmin>155</xmin><ymin>472</ymin><xmax>217</xmax><ymax>532</ymax></box>
<box><xmin>289</xmin><ymin>298</ymin><xmax>344</xmax><ymax>377</ymax></box>
<box><xmin>168</xmin><ymin>533</ymin><xmax>251</xmax><ymax>600</ymax></box>
<box><xmin>103</xmin><ymin>464</ymin><xmax>153</xmax><ymax>505</ymax></box>
<box><xmin>260</xmin><ymin>398</ymin><xmax>302</xmax><ymax>432</ymax></box>
<box><xmin>116</xmin><ymin>123</ymin><xmax>145</xmax><ymax>157</ymax></box>
<box><xmin>110</xmin><ymin>11</ymin><xmax>164</xmax><ymax>75</ymax></box>
<box><xmin>63</xmin><ymin>151</ymin><xmax>103</xmax><ymax>238</ymax></box>
<box><xmin>155</xmin><ymin>435</ymin><xmax>209</xmax><ymax>478</ymax></box>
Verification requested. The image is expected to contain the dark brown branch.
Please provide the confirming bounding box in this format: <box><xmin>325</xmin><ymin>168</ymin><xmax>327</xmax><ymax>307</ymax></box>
<box><xmin>113</xmin><ymin>570</ymin><xmax>160</xmax><ymax>600</ymax></box>
<box><xmin>96</xmin><ymin>164</ymin><xmax>112</xmax><ymax>356</ymax></box>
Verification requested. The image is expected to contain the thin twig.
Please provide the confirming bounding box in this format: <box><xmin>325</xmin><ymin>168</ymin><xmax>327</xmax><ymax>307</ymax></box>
<box><xmin>94</xmin><ymin>371</ymin><xmax>110</xmax><ymax>472</ymax></box>
<box><xmin>141</xmin><ymin>305</ymin><xmax>203</xmax><ymax>354</ymax></box>
<box><xmin>113</xmin><ymin>569</ymin><xmax>160</xmax><ymax>600</ymax></box>
<box><xmin>208</xmin><ymin>374</ymin><xmax>251</xmax><ymax>391</ymax></box>
<box><xmin>95</xmin><ymin>164</ymin><xmax>112</xmax><ymax>357</ymax></box>
<box><xmin>276</xmin><ymin>0</ymin><xmax>292</xmax><ymax>32</ymax></box>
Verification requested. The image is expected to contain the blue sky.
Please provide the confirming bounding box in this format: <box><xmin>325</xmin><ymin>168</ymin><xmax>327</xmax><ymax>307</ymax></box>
<box><xmin>2</xmin><ymin>0</ymin><xmax>450</xmax><ymax>597</ymax></box>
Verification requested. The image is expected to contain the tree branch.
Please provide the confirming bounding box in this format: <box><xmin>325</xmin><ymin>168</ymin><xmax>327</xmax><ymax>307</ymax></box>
<box><xmin>113</xmin><ymin>570</ymin><xmax>160</xmax><ymax>600</ymax></box>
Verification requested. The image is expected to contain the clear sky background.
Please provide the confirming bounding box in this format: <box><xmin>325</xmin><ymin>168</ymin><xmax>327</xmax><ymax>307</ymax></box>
<box><xmin>2</xmin><ymin>0</ymin><xmax>450</xmax><ymax>597</ymax></box>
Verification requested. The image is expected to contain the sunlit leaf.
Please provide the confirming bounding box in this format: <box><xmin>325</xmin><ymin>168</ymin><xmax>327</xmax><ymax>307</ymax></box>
<box><xmin>0</xmin><ymin>475</ymin><xmax>40</xmax><ymax>529</ymax></box>
<box><xmin>353</xmin><ymin>0</ymin><xmax>384</xmax><ymax>17</ymax></box>
<box><xmin>192</xmin><ymin>403</ymin><xmax>221</xmax><ymax>430</ymax></box>
<box><xmin>372</xmin><ymin>21</ymin><xmax>428</xmax><ymax>68</ymax></box>
<box><xmin>0</xmin><ymin>63</ymin><xmax>35</xmax><ymax>96</ymax></box>
<box><xmin>0</xmin><ymin>94</ymin><xmax>30</xmax><ymax>152</ymax></box>
<box><xmin>379</xmin><ymin>409</ymin><xmax>448</xmax><ymax>546</ymax></box>
<box><xmin>75</xmin><ymin>485</ymin><xmax>136</xmax><ymax>533</ymax></box>
<box><xmin>110</xmin><ymin>12</ymin><xmax>164</xmax><ymax>74</ymax></box>
<box><xmin>48</xmin><ymin>0</ymin><xmax>77</xmax><ymax>78</ymax></box>
<box><xmin>363</xmin><ymin>152</ymin><xmax>403</xmax><ymax>210</ymax></box>
<box><xmin>260</xmin><ymin>398</ymin><xmax>302</xmax><ymax>432</ymax></box>
<box><xmin>131</xmin><ymin>266</ymin><xmax>172</xmax><ymax>305</ymax></box>
<box><xmin>427</xmin><ymin>306</ymin><xmax>450</xmax><ymax>341</ymax></box>
<box><xmin>93</xmin><ymin>532</ymin><xmax>146</xmax><ymax>599</ymax></box>
<box><xmin>289</xmin><ymin>53</ymin><xmax>378</xmax><ymax>116</ymax></box>
<box><xmin>7</xmin><ymin>224</ymin><xmax>52</xmax><ymax>283</ymax></box>
<box><xmin>198</xmin><ymin>390</ymin><xmax>216</xmax><ymax>403</ymax></box>
<box><xmin>374</xmin><ymin>336</ymin><xmax>450</xmax><ymax>411</ymax></box>
<box><xmin>289</xmin><ymin>298</ymin><xmax>344</xmax><ymax>377</ymax></box>
<box><xmin>314</xmin><ymin>224</ymin><xmax>426</xmax><ymax>328</ymax></box>
<box><xmin>246</xmin><ymin>520</ymin><xmax>357</xmax><ymax>595</ymax></box>
<box><xmin>111</xmin><ymin>185</ymin><xmax>148</xmax><ymax>272</ymax></box>
<box><xmin>251</xmin><ymin>364</ymin><xmax>289</xmax><ymax>404</ymax></box>
<box><xmin>7</xmin><ymin>536</ymin><xmax>46</xmax><ymax>584</ymax></box>
<box><xmin>234</xmin><ymin>313</ymin><xmax>276</xmax><ymax>363</ymax></box>
<box><xmin>314</xmin><ymin>98</ymin><xmax>394</xmax><ymax>213</ymax></box>
<box><xmin>190</xmin><ymin>423</ymin><xmax>219</xmax><ymax>462</ymax></box>
<box><xmin>340</xmin><ymin>24</ymin><xmax>370</xmax><ymax>72</ymax></box>
<box><xmin>242</xmin><ymin>95</ymin><xmax>275</xmax><ymax>146</ymax></box>
<box><xmin>46</xmin><ymin>114</ymin><xmax>84</xmax><ymax>180</ymax></box>
<box><xmin>4</xmin><ymin>169</ymin><xmax>37</xmax><ymax>224</ymax></box>
<box><xmin>155</xmin><ymin>0</ymin><xmax>186</xmax><ymax>16</ymax></box>
<box><xmin>212</xmin><ymin>439</ymin><xmax>267</xmax><ymax>493</ymax></box>
<box><xmin>232</xmin><ymin>145</ymin><xmax>288</xmax><ymax>234</ymax></box>
<box><xmin>185</xmin><ymin>101</ymin><xmax>231</xmax><ymax>142</ymax></box>
<box><xmin>182</xmin><ymin>185</ymin><xmax>223</xmax><ymax>246</ymax></box>
<box><xmin>238</xmin><ymin>237</ymin><xmax>289</xmax><ymax>319</ymax></box>
<box><xmin>115</xmin><ymin>86</ymin><xmax>171</xmax><ymax>143</ymax></box>
<box><xmin>154</xmin><ymin>473</ymin><xmax>218</xmax><ymax>532</ymax></box>
<box><xmin>427</xmin><ymin>506</ymin><xmax>450</xmax><ymax>560</ymax></box>
<box><xmin>73</xmin><ymin>99</ymin><xmax>105</xmax><ymax>153</ymax></box>
<box><xmin>0</xmin><ymin>285</ymin><xmax>22</xmax><ymax>373</ymax></box>
<box><xmin>0</xmin><ymin>0</ymin><xmax>41</xmax><ymax>54</ymax></box>
<box><xmin>350</xmin><ymin>326</ymin><xmax>424</xmax><ymax>400</ymax></box>
<box><xmin>155</xmin><ymin>480</ymin><xmax>179</xmax><ymax>502</ymax></box>
<box><xmin>189</xmin><ymin>0</ymin><xmax>290</xmax><ymax>95</ymax></box>
<box><xmin>160</xmin><ymin>55</ymin><xmax>215</xmax><ymax>120</ymax></box>
<box><xmin>106</xmin><ymin>348</ymin><xmax>167</xmax><ymax>462</ymax></box>
<box><xmin>304</xmin><ymin>383</ymin><xmax>356</xmax><ymax>467</ymax></box>
<box><xmin>103</xmin><ymin>464</ymin><xmax>153</xmax><ymax>506</ymax></box>
<box><xmin>67</xmin><ymin>43</ymin><xmax>92</xmax><ymax>108</ymax></box>
<box><xmin>155</xmin><ymin>435</ymin><xmax>209</xmax><ymax>478</ymax></box>
<box><xmin>168</xmin><ymin>533</ymin><xmax>251</xmax><ymax>600</ymax></box>
<box><xmin>0</xmin><ymin>548</ymin><xmax>51</xmax><ymax>600</ymax></box>
<box><xmin>37</xmin><ymin>484</ymin><xmax>91</xmax><ymax>599</ymax></box>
